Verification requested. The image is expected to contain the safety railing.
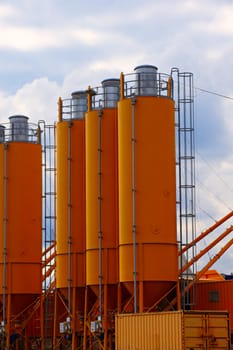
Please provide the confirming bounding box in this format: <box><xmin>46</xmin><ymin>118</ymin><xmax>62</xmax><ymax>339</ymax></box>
<box><xmin>0</xmin><ymin>122</ymin><xmax>40</xmax><ymax>143</ymax></box>
<box><xmin>61</xmin><ymin>95</ymin><xmax>88</xmax><ymax>120</ymax></box>
<box><xmin>59</xmin><ymin>71</ymin><xmax>173</xmax><ymax>121</ymax></box>
<box><xmin>122</xmin><ymin>72</ymin><xmax>173</xmax><ymax>98</ymax></box>
<box><xmin>60</xmin><ymin>83</ymin><xmax>120</xmax><ymax>120</ymax></box>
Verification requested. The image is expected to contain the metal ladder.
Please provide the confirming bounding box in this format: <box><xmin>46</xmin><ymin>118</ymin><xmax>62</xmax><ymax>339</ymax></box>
<box><xmin>40</xmin><ymin>122</ymin><xmax>57</xmax><ymax>346</ymax></box>
<box><xmin>171</xmin><ymin>69</ymin><xmax>196</xmax><ymax>309</ymax></box>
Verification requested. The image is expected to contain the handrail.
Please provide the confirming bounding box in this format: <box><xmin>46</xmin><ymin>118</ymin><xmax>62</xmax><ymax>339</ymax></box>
<box><xmin>42</xmin><ymin>251</ymin><xmax>56</xmax><ymax>268</ymax></box>
<box><xmin>42</xmin><ymin>242</ymin><xmax>56</xmax><ymax>287</ymax></box>
<box><xmin>42</xmin><ymin>264</ymin><xmax>56</xmax><ymax>281</ymax></box>
<box><xmin>42</xmin><ymin>241</ymin><xmax>56</xmax><ymax>258</ymax></box>
<box><xmin>0</xmin><ymin>121</ymin><xmax>40</xmax><ymax>143</ymax></box>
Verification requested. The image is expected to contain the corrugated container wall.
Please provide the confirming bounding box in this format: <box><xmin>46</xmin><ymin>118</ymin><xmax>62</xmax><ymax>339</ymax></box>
<box><xmin>115</xmin><ymin>311</ymin><xmax>230</xmax><ymax>350</ymax></box>
<box><xmin>0</xmin><ymin>116</ymin><xmax>42</xmax><ymax>315</ymax></box>
<box><xmin>118</xmin><ymin>66</ymin><xmax>178</xmax><ymax>311</ymax></box>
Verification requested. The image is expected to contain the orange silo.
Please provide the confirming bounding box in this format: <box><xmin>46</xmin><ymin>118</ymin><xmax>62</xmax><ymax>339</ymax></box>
<box><xmin>0</xmin><ymin>116</ymin><xmax>42</xmax><ymax>346</ymax></box>
<box><xmin>118</xmin><ymin>65</ymin><xmax>178</xmax><ymax>312</ymax></box>
<box><xmin>85</xmin><ymin>79</ymin><xmax>119</xmax><ymax>341</ymax></box>
<box><xmin>56</xmin><ymin>91</ymin><xmax>87</xmax><ymax>340</ymax></box>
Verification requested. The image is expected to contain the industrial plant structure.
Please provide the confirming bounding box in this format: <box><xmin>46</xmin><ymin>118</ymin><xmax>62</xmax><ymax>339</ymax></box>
<box><xmin>0</xmin><ymin>64</ymin><xmax>232</xmax><ymax>349</ymax></box>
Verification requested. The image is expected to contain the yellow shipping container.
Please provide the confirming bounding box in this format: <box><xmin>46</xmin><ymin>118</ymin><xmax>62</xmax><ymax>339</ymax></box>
<box><xmin>115</xmin><ymin>311</ymin><xmax>230</xmax><ymax>350</ymax></box>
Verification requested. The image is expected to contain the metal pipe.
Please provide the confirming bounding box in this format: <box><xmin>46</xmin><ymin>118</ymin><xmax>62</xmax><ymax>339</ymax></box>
<box><xmin>67</xmin><ymin>121</ymin><xmax>72</xmax><ymax>316</ymax></box>
<box><xmin>2</xmin><ymin>143</ymin><xmax>7</xmax><ymax>349</ymax></box>
<box><xmin>167</xmin><ymin>76</ymin><xmax>173</xmax><ymax>98</ymax></box>
<box><xmin>87</xmin><ymin>86</ymin><xmax>92</xmax><ymax>112</ymax></box>
<box><xmin>40</xmin><ymin>294</ymin><xmax>44</xmax><ymax>350</ymax></box>
<box><xmin>58</xmin><ymin>97</ymin><xmax>62</xmax><ymax>122</ymax></box>
<box><xmin>179</xmin><ymin>210</ymin><xmax>233</xmax><ymax>256</ymax></box>
<box><xmin>6</xmin><ymin>292</ymin><xmax>11</xmax><ymax>350</ymax></box>
<box><xmin>98</xmin><ymin>109</ymin><xmax>103</xmax><ymax>319</ymax></box>
<box><xmin>131</xmin><ymin>97</ymin><xmax>137</xmax><ymax>313</ymax></box>
<box><xmin>72</xmin><ymin>287</ymin><xmax>76</xmax><ymax>350</ymax></box>
<box><xmin>53</xmin><ymin>290</ymin><xmax>58</xmax><ymax>350</ymax></box>
<box><xmin>180</xmin><ymin>225</ymin><xmax>233</xmax><ymax>275</ymax></box>
<box><xmin>166</xmin><ymin>235</ymin><xmax>233</xmax><ymax>312</ymax></box>
<box><xmin>83</xmin><ymin>287</ymin><xmax>88</xmax><ymax>350</ymax></box>
<box><xmin>37</xmin><ymin>125</ymin><xmax>41</xmax><ymax>144</ymax></box>
<box><xmin>103</xmin><ymin>282</ymin><xmax>108</xmax><ymax>349</ymax></box>
<box><xmin>120</xmin><ymin>72</ymin><xmax>124</xmax><ymax>100</ymax></box>
<box><xmin>194</xmin><ymin>236</ymin><xmax>233</xmax><ymax>283</ymax></box>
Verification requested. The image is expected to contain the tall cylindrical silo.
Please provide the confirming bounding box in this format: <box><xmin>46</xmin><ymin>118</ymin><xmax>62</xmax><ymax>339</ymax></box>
<box><xmin>118</xmin><ymin>65</ymin><xmax>178</xmax><ymax>312</ymax></box>
<box><xmin>56</xmin><ymin>91</ymin><xmax>87</xmax><ymax>331</ymax></box>
<box><xmin>85</xmin><ymin>79</ymin><xmax>119</xmax><ymax>333</ymax></box>
<box><xmin>0</xmin><ymin>115</ymin><xmax>42</xmax><ymax>319</ymax></box>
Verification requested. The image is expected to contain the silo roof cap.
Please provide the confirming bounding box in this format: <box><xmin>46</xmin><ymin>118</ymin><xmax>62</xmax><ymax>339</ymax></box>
<box><xmin>71</xmin><ymin>90</ymin><xmax>87</xmax><ymax>97</ymax></box>
<box><xmin>134</xmin><ymin>64</ymin><xmax>158</xmax><ymax>71</ymax></box>
<box><xmin>9</xmin><ymin>115</ymin><xmax>29</xmax><ymax>120</ymax></box>
<box><xmin>101</xmin><ymin>78</ymin><xmax>120</xmax><ymax>86</ymax></box>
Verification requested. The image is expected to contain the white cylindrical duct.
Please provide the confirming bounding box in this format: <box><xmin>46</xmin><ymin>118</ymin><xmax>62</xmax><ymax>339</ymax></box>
<box><xmin>9</xmin><ymin>115</ymin><xmax>29</xmax><ymax>142</ymax></box>
<box><xmin>134</xmin><ymin>65</ymin><xmax>158</xmax><ymax>96</ymax></box>
<box><xmin>71</xmin><ymin>90</ymin><xmax>88</xmax><ymax>119</ymax></box>
<box><xmin>101</xmin><ymin>79</ymin><xmax>120</xmax><ymax>108</ymax></box>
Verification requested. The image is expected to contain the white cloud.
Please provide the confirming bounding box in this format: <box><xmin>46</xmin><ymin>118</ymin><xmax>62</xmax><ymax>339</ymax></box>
<box><xmin>0</xmin><ymin>0</ymin><xmax>232</xmax><ymax>274</ymax></box>
<box><xmin>202</xmin><ymin>5</ymin><xmax>233</xmax><ymax>35</ymax></box>
<box><xmin>0</xmin><ymin>4</ymin><xmax>18</xmax><ymax>19</ymax></box>
<box><xmin>0</xmin><ymin>26</ymin><xmax>107</xmax><ymax>51</ymax></box>
<box><xmin>61</xmin><ymin>54</ymin><xmax>148</xmax><ymax>94</ymax></box>
<box><xmin>0</xmin><ymin>22</ymin><xmax>140</xmax><ymax>52</ymax></box>
<box><xmin>0</xmin><ymin>78</ymin><xmax>60</xmax><ymax>124</ymax></box>
<box><xmin>195</xmin><ymin>152</ymin><xmax>233</xmax><ymax>274</ymax></box>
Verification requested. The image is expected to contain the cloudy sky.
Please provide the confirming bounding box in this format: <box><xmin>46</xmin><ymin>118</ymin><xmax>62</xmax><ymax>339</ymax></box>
<box><xmin>0</xmin><ymin>0</ymin><xmax>233</xmax><ymax>273</ymax></box>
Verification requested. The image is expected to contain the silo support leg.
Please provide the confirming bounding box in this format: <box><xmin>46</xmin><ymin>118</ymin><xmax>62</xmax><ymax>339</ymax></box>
<box><xmin>25</xmin><ymin>329</ymin><xmax>29</xmax><ymax>350</ymax></box>
<box><xmin>53</xmin><ymin>290</ymin><xmax>58</xmax><ymax>350</ymax></box>
<box><xmin>139</xmin><ymin>281</ymin><xmax>144</xmax><ymax>313</ymax></box>
<box><xmin>83</xmin><ymin>287</ymin><xmax>88</xmax><ymax>350</ymax></box>
<box><xmin>176</xmin><ymin>282</ymin><xmax>181</xmax><ymax>310</ymax></box>
<box><xmin>104</xmin><ymin>284</ymin><xmax>108</xmax><ymax>350</ymax></box>
<box><xmin>72</xmin><ymin>288</ymin><xmax>76</xmax><ymax>350</ymax></box>
<box><xmin>40</xmin><ymin>294</ymin><xmax>44</xmax><ymax>350</ymax></box>
<box><xmin>117</xmin><ymin>284</ymin><xmax>121</xmax><ymax>313</ymax></box>
<box><xmin>6</xmin><ymin>294</ymin><xmax>11</xmax><ymax>350</ymax></box>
